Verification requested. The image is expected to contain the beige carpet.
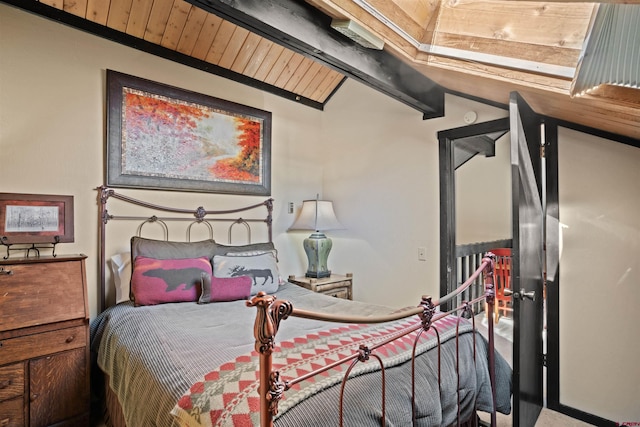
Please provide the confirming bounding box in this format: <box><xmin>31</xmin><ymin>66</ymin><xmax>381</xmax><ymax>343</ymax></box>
<box><xmin>98</xmin><ymin>408</ymin><xmax>592</xmax><ymax>427</ymax></box>
<box><xmin>474</xmin><ymin>314</ymin><xmax>593</xmax><ymax>426</ymax></box>
<box><xmin>479</xmin><ymin>408</ymin><xmax>593</xmax><ymax>426</ymax></box>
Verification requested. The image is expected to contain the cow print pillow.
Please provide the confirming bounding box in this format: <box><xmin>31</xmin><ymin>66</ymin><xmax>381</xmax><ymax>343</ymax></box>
<box><xmin>131</xmin><ymin>256</ymin><xmax>212</xmax><ymax>306</ymax></box>
<box><xmin>212</xmin><ymin>251</ymin><xmax>280</xmax><ymax>296</ymax></box>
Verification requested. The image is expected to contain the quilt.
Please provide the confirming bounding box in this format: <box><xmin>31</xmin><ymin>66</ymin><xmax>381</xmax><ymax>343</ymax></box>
<box><xmin>171</xmin><ymin>315</ymin><xmax>470</xmax><ymax>426</ymax></box>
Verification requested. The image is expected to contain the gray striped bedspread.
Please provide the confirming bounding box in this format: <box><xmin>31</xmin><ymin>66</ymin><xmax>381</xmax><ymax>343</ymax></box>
<box><xmin>90</xmin><ymin>282</ymin><xmax>512</xmax><ymax>426</ymax></box>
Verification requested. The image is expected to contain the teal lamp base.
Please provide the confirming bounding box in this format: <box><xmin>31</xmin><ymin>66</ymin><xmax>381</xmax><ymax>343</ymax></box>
<box><xmin>303</xmin><ymin>232</ymin><xmax>332</xmax><ymax>278</ymax></box>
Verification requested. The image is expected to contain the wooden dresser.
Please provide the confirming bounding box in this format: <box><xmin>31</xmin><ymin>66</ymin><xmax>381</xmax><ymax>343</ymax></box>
<box><xmin>0</xmin><ymin>254</ymin><xmax>90</xmax><ymax>427</ymax></box>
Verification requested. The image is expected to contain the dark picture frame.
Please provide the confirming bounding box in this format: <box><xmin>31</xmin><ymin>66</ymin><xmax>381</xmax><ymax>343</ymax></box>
<box><xmin>0</xmin><ymin>193</ymin><xmax>74</xmax><ymax>244</ymax></box>
<box><xmin>106</xmin><ymin>70</ymin><xmax>272</xmax><ymax>195</ymax></box>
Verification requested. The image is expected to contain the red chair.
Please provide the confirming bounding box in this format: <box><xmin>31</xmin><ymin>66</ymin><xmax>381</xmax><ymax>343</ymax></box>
<box><xmin>491</xmin><ymin>248</ymin><xmax>512</xmax><ymax>322</ymax></box>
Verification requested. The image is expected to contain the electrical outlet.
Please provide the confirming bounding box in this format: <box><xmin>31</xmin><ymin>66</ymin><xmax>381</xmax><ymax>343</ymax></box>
<box><xmin>288</xmin><ymin>202</ymin><xmax>294</xmax><ymax>214</ymax></box>
<box><xmin>418</xmin><ymin>247</ymin><xmax>427</xmax><ymax>261</ymax></box>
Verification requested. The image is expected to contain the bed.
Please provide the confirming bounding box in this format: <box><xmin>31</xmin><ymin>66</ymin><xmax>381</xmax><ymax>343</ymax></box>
<box><xmin>91</xmin><ymin>186</ymin><xmax>512</xmax><ymax>426</ymax></box>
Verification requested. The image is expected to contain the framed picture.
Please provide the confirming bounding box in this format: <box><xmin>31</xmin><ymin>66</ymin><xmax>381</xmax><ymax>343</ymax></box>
<box><xmin>0</xmin><ymin>193</ymin><xmax>74</xmax><ymax>244</ymax></box>
<box><xmin>106</xmin><ymin>70</ymin><xmax>272</xmax><ymax>195</ymax></box>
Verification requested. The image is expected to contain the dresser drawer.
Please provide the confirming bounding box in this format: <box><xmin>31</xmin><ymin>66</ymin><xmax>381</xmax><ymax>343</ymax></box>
<box><xmin>0</xmin><ymin>396</ymin><xmax>24</xmax><ymax>427</ymax></box>
<box><xmin>0</xmin><ymin>259</ymin><xmax>87</xmax><ymax>331</ymax></box>
<box><xmin>0</xmin><ymin>326</ymin><xmax>86</xmax><ymax>366</ymax></box>
<box><xmin>314</xmin><ymin>280</ymin><xmax>351</xmax><ymax>294</ymax></box>
<box><xmin>288</xmin><ymin>274</ymin><xmax>353</xmax><ymax>300</ymax></box>
<box><xmin>0</xmin><ymin>363</ymin><xmax>24</xmax><ymax>402</ymax></box>
<box><xmin>322</xmin><ymin>287</ymin><xmax>350</xmax><ymax>299</ymax></box>
<box><xmin>316</xmin><ymin>280</ymin><xmax>351</xmax><ymax>290</ymax></box>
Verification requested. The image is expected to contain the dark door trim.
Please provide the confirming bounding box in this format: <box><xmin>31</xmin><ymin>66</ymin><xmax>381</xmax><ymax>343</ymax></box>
<box><xmin>438</xmin><ymin>117</ymin><xmax>510</xmax><ymax>310</ymax></box>
<box><xmin>544</xmin><ymin>120</ymin><xmax>618</xmax><ymax>427</ymax></box>
<box><xmin>545</xmin><ymin>119</ymin><xmax>561</xmax><ymax>411</ymax></box>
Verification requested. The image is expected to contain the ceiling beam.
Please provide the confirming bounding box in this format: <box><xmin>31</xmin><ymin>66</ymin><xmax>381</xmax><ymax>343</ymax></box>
<box><xmin>187</xmin><ymin>0</ymin><xmax>445</xmax><ymax>118</ymax></box>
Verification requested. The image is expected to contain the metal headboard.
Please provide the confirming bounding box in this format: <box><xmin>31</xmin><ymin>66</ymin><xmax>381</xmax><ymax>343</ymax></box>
<box><xmin>96</xmin><ymin>185</ymin><xmax>273</xmax><ymax>313</ymax></box>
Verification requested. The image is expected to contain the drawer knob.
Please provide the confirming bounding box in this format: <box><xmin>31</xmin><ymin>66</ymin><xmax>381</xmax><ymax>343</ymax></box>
<box><xmin>0</xmin><ymin>379</ymin><xmax>11</xmax><ymax>389</ymax></box>
<box><xmin>0</xmin><ymin>267</ymin><xmax>12</xmax><ymax>276</ymax></box>
<box><xmin>66</xmin><ymin>335</ymin><xmax>75</xmax><ymax>343</ymax></box>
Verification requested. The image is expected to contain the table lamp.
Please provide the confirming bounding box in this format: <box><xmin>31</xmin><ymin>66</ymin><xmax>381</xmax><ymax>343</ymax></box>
<box><xmin>288</xmin><ymin>196</ymin><xmax>344</xmax><ymax>278</ymax></box>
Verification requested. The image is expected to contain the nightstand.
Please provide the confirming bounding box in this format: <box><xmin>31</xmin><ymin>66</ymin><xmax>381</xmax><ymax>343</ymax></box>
<box><xmin>288</xmin><ymin>273</ymin><xmax>353</xmax><ymax>300</ymax></box>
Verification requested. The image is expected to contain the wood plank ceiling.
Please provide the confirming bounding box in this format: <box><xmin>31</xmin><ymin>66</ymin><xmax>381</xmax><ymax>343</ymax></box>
<box><xmin>32</xmin><ymin>0</ymin><xmax>347</xmax><ymax>108</ymax></box>
<box><xmin>6</xmin><ymin>0</ymin><xmax>640</xmax><ymax>141</ymax></box>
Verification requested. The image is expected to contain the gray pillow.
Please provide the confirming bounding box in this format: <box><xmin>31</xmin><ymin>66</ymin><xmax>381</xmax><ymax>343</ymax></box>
<box><xmin>130</xmin><ymin>236</ymin><xmax>218</xmax><ymax>260</ymax></box>
<box><xmin>212</xmin><ymin>242</ymin><xmax>276</xmax><ymax>258</ymax></box>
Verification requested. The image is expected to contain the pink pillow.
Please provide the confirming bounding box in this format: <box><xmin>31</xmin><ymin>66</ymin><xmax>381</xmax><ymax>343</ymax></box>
<box><xmin>131</xmin><ymin>256</ymin><xmax>212</xmax><ymax>306</ymax></box>
<box><xmin>198</xmin><ymin>273</ymin><xmax>252</xmax><ymax>303</ymax></box>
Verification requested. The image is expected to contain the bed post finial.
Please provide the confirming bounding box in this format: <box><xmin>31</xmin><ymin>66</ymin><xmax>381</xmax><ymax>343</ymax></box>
<box><xmin>247</xmin><ymin>292</ymin><xmax>293</xmax><ymax>426</ymax></box>
<box><xmin>247</xmin><ymin>292</ymin><xmax>292</xmax><ymax>355</ymax></box>
<box><xmin>98</xmin><ymin>185</ymin><xmax>112</xmax><ymax>202</ymax></box>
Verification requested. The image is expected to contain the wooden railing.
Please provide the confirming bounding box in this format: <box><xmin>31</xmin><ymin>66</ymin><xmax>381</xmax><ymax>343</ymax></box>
<box><xmin>453</xmin><ymin>239</ymin><xmax>512</xmax><ymax>314</ymax></box>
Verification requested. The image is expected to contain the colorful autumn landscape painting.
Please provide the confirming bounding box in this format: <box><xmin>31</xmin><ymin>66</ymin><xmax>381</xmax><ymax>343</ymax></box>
<box><xmin>107</xmin><ymin>70</ymin><xmax>271</xmax><ymax>195</ymax></box>
<box><xmin>122</xmin><ymin>88</ymin><xmax>263</xmax><ymax>185</ymax></box>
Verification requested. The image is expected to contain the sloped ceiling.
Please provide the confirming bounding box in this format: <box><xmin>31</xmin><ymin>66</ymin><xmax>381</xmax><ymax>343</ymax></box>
<box><xmin>301</xmin><ymin>0</ymin><xmax>640</xmax><ymax>141</ymax></box>
<box><xmin>4</xmin><ymin>0</ymin><xmax>640</xmax><ymax>141</ymax></box>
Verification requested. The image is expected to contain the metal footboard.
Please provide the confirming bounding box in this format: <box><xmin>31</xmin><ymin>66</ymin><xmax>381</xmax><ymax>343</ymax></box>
<box><xmin>248</xmin><ymin>253</ymin><xmax>499</xmax><ymax>427</ymax></box>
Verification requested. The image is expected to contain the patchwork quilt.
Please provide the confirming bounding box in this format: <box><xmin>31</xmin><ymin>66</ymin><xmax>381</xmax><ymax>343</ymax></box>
<box><xmin>171</xmin><ymin>315</ymin><xmax>469</xmax><ymax>426</ymax></box>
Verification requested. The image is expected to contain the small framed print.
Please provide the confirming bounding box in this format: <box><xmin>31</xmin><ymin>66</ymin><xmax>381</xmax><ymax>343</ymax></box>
<box><xmin>0</xmin><ymin>193</ymin><xmax>74</xmax><ymax>244</ymax></box>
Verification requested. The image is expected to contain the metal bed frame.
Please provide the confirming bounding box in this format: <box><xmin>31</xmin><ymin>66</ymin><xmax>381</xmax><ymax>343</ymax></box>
<box><xmin>95</xmin><ymin>186</ymin><xmax>500</xmax><ymax>426</ymax></box>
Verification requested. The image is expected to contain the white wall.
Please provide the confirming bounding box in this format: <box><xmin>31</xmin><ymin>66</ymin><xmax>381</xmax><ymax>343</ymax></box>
<box><xmin>317</xmin><ymin>87</ymin><xmax>508</xmax><ymax>307</ymax></box>
<box><xmin>0</xmin><ymin>4</ymin><xmax>506</xmax><ymax>318</ymax></box>
<box><xmin>456</xmin><ymin>133</ymin><xmax>511</xmax><ymax>244</ymax></box>
<box><xmin>558</xmin><ymin>128</ymin><xmax>640</xmax><ymax>422</ymax></box>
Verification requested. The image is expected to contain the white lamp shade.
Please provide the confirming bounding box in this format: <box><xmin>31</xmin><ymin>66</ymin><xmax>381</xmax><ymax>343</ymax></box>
<box><xmin>288</xmin><ymin>200</ymin><xmax>344</xmax><ymax>232</ymax></box>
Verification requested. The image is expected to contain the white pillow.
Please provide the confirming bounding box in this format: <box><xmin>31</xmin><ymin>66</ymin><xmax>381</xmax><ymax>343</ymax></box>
<box><xmin>213</xmin><ymin>251</ymin><xmax>280</xmax><ymax>295</ymax></box>
<box><xmin>226</xmin><ymin>249</ymin><xmax>285</xmax><ymax>285</ymax></box>
<box><xmin>110</xmin><ymin>252</ymin><xmax>132</xmax><ymax>304</ymax></box>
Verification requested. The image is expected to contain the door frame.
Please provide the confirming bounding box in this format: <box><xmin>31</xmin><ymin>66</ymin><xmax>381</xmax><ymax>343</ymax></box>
<box><xmin>544</xmin><ymin>120</ymin><xmax>619</xmax><ymax>427</ymax></box>
<box><xmin>438</xmin><ymin>117</ymin><xmax>510</xmax><ymax>307</ymax></box>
